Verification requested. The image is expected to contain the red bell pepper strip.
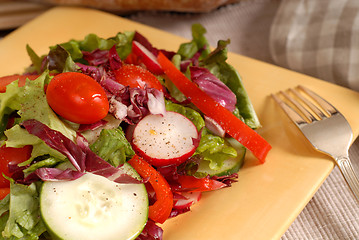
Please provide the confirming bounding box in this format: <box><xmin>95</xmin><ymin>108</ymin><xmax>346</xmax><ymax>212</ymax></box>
<box><xmin>176</xmin><ymin>175</ymin><xmax>227</xmax><ymax>192</ymax></box>
<box><xmin>157</xmin><ymin>52</ymin><xmax>271</xmax><ymax>163</ymax></box>
<box><xmin>0</xmin><ymin>188</ymin><xmax>10</xmax><ymax>200</ymax></box>
<box><xmin>0</xmin><ymin>75</ymin><xmax>39</xmax><ymax>93</ymax></box>
<box><xmin>128</xmin><ymin>154</ymin><xmax>173</xmax><ymax>224</ymax></box>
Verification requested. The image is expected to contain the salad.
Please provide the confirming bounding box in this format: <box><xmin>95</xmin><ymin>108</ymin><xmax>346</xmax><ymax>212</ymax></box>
<box><xmin>0</xmin><ymin>24</ymin><xmax>271</xmax><ymax>240</ymax></box>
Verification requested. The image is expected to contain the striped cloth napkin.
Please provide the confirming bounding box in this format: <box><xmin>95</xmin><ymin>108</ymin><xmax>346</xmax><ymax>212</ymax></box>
<box><xmin>269</xmin><ymin>0</ymin><xmax>359</xmax><ymax>91</ymax></box>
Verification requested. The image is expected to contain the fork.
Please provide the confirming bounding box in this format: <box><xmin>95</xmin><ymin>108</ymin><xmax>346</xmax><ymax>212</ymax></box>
<box><xmin>272</xmin><ymin>85</ymin><xmax>359</xmax><ymax>202</ymax></box>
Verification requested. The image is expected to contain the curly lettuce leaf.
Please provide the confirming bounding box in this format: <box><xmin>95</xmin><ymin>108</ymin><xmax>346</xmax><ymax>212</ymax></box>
<box><xmin>0</xmin><ymin>80</ymin><xmax>23</xmax><ymax>138</ymax></box>
<box><xmin>1</xmin><ymin>182</ymin><xmax>46</xmax><ymax>239</ymax></box>
<box><xmin>25</xmin><ymin>45</ymin><xmax>43</xmax><ymax>74</ymax></box>
<box><xmin>195</xmin><ymin>128</ymin><xmax>238</xmax><ymax>170</ymax></box>
<box><xmin>58</xmin><ymin>32</ymin><xmax>134</xmax><ymax>61</ymax></box>
<box><xmin>90</xmin><ymin>127</ymin><xmax>135</xmax><ymax>167</ymax></box>
<box><xmin>177</xmin><ymin>23</ymin><xmax>210</xmax><ymax>60</ymax></box>
<box><xmin>26</xmin><ymin>32</ymin><xmax>135</xmax><ymax>74</ymax></box>
<box><xmin>165</xmin><ymin>100</ymin><xmax>204</xmax><ymax>131</ymax></box>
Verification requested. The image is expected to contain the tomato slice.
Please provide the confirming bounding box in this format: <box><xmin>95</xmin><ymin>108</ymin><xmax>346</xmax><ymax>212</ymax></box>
<box><xmin>128</xmin><ymin>154</ymin><xmax>173</xmax><ymax>224</ymax></box>
<box><xmin>114</xmin><ymin>64</ymin><xmax>163</xmax><ymax>91</ymax></box>
<box><xmin>46</xmin><ymin>72</ymin><xmax>109</xmax><ymax>124</ymax></box>
<box><xmin>0</xmin><ymin>145</ymin><xmax>32</xmax><ymax>188</ymax></box>
<box><xmin>0</xmin><ymin>75</ymin><xmax>39</xmax><ymax>93</ymax></box>
<box><xmin>157</xmin><ymin>52</ymin><xmax>271</xmax><ymax>163</ymax></box>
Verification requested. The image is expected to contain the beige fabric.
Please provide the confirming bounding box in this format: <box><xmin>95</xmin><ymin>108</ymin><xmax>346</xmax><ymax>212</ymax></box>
<box><xmin>270</xmin><ymin>0</ymin><xmax>359</xmax><ymax>91</ymax></box>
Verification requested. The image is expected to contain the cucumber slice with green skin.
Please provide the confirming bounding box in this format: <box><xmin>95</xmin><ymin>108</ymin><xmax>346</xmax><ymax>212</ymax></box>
<box><xmin>195</xmin><ymin>138</ymin><xmax>246</xmax><ymax>177</ymax></box>
<box><xmin>40</xmin><ymin>163</ymin><xmax>148</xmax><ymax>240</ymax></box>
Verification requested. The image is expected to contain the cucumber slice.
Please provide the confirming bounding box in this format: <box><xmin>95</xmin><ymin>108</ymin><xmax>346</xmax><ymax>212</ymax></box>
<box><xmin>40</xmin><ymin>163</ymin><xmax>148</xmax><ymax>240</ymax></box>
<box><xmin>196</xmin><ymin>138</ymin><xmax>246</xmax><ymax>177</ymax></box>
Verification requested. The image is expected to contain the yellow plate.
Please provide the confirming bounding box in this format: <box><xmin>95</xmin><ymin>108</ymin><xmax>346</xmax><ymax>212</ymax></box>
<box><xmin>1</xmin><ymin>6</ymin><xmax>359</xmax><ymax>240</ymax></box>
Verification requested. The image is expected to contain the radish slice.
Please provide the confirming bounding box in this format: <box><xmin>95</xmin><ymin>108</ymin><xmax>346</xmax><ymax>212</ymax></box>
<box><xmin>132</xmin><ymin>111</ymin><xmax>199</xmax><ymax>166</ymax></box>
<box><xmin>132</xmin><ymin>41</ymin><xmax>164</xmax><ymax>75</ymax></box>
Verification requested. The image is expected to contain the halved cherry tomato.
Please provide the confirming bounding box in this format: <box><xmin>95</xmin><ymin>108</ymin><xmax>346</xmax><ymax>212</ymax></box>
<box><xmin>0</xmin><ymin>145</ymin><xmax>32</xmax><ymax>188</ymax></box>
<box><xmin>0</xmin><ymin>188</ymin><xmax>10</xmax><ymax>199</ymax></box>
<box><xmin>0</xmin><ymin>75</ymin><xmax>39</xmax><ymax>93</ymax></box>
<box><xmin>176</xmin><ymin>175</ymin><xmax>226</xmax><ymax>192</ymax></box>
<box><xmin>46</xmin><ymin>72</ymin><xmax>109</xmax><ymax>124</ymax></box>
<box><xmin>114</xmin><ymin>64</ymin><xmax>163</xmax><ymax>91</ymax></box>
<box><xmin>128</xmin><ymin>154</ymin><xmax>173</xmax><ymax>224</ymax></box>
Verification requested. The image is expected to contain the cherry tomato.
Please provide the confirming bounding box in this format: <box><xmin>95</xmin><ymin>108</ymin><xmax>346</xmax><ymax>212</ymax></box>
<box><xmin>0</xmin><ymin>75</ymin><xmax>39</xmax><ymax>93</ymax></box>
<box><xmin>0</xmin><ymin>145</ymin><xmax>32</xmax><ymax>188</ymax></box>
<box><xmin>46</xmin><ymin>72</ymin><xmax>109</xmax><ymax>124</ymax></box>
<box><xmin>128</xmin><ymin>154</ymin><xmax>173</xmax><ymax>223</ymax></box>
<box><xmin>114</xmin><ymin>64</ymin><xmax>163</xmax><ymax>91</ymax></box>
<box><xmin>0</xmin><ymin>188</ymin><xmax>10</xmax><ymax>199</ymax></box>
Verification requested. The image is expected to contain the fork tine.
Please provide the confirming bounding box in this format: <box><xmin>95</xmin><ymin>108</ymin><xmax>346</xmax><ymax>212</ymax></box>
<box><xmin>271</xmin><ymin>93</ymin><xmax>307</xmax><ymax>126</ymax></box>
<box><xmin>298</xmin><ymin>85</ymin><xmax>337</xmax><ymax>115</ymax></box>
<box><xmin>290</xmin><ymin>87</ymin><xmax>327</xmax><ymax>119</ymax></box>
<box><xmin>280</xmin><ymin>90</ymin><xmax>316</xmax><ymax>123</ymax></box>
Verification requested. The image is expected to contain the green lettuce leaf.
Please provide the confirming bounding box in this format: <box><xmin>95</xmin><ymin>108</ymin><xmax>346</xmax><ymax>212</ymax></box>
<box><xmin>26</xmin><ymin>31</ymin><xmax>135</xmax><ymax>74</ymax></box>
<box><xmin>165</xmin><ymin>100</ymin><xmax>204</xmax><ymax>131</ymax></box>
<box><xmin>200</xmin><ymin>40</ymin><xmax>261</xmax><ymax>129</ymax></box>
<box><xmin>57</xmin><ymin>31</ymin><xmax>134</xmax><ymax>61</ymax></box>
<box><xmin>25</xmin><ymin>45</ymin><xmax>43</xmax><ymax>74</ymax></box>
<box><xmin>0</xmin><ymin>80</ymin><xmax>23</xmax><ymax>138</ymax></box>
<box><xmin>90</xmin><ymin>127</ymin><xmax>135</xmax><ymax>167</ymax></box>
<box><xmin>195</xmin><ymin>128</ymin><xmax>237</xmax><ymax>170</ymax></box>
<box><xmin>177</xmin><ymin>23</ymin><xmax>210</xmax><ymax>60</ymax></box>
<box><xmin>1</xmin><ymin>182</ymin><xmax>46</xmax><ymax>240</ymax></box>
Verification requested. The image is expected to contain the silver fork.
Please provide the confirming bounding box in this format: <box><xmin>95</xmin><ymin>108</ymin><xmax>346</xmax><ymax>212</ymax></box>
<box><xmin>272</xmin><ymin>85</ymin><xmax>359</xmax><ymax>202</ymax></box>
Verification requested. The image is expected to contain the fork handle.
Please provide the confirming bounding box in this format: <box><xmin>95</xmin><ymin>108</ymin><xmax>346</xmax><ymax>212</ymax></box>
<box><xmin>337</xmin><ymin>156</ymin><xmax>359</xmax><ymax>203</ymax></box>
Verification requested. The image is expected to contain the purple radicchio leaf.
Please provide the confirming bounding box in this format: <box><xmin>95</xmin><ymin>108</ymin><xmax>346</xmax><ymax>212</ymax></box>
<box><xmin>180</xmin><ymin>50</ymin><xmax>202</xmax><ymax>73</ymax></box>
<box><xmin>81</xmin><ymin>45</ymin><xmax>121</xmax><ymax>76</ymax></box>
<box><xmin>190</xmin><ymin>66</ymin><xmax>237</xmax><ymax>112</ymax></box>
<box><xmin>136</xmin><ymin>220</ymin><xmax>163</xmax><ymax>240</ymax></box>
<box><xmin>145</xmin><ymin>88</ymin><xmax>166</xmax><ymax>116</ymax></box>
<box><xmin>134</xmin><ymin>32</ymin><xmax>176</xmax><ymax>60</ymax></box>
<box><xmin>108</xmin><ymin>45</ymin><xmax>122</xmax><ymax>71</ymax></box>
<box><xmin>82</xmin><ymin>49</ymin><xmax>109</xmax><ymax>66</ymax></box>
<box><xmin>35</xmin><ymin>168</ymin><xmax>84</xmax><ymax>181</ymax></box>
<box><xmin>22</xmin><ymin>119</ymin><xmax>86</xmax><ymax>172</ymax></box>
<box><xmin>204</xmin><ymin>115</ymin><xmax>225</xmax><ymax>138</ymax></box>
<box><xmin>126</xmin><ymin>88</ymin><xmax>166</xmax><ymax>124</ymax></box>
<box><xmin>109</xmin><ymin>98</ymin><xmax>128</xmax><ymax>122</ymax></box>
<box><xmin>21</xmin><ymin>119</ymin><xmax>141</xmax><ymax>184</ymax></box>
<box><xmin>76</xmin><ymin>63</ymin><xmax>102</xmax><ymax>81</ymax></box>
<box><xmin>78</xmin><ymin>119</ymin><xmax>108</xmax><ymax>132</ymax></box>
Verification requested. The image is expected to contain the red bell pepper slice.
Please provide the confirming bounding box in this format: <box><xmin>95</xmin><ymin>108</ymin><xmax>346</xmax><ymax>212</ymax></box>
<box><xmin>176</xmin><ymin>175</ymin><xmax>227</xmax><ymax>192</ymax></box>
<box><xmin>157</xmin><ymin>52</ymin><xmax>271</xmax><ymax>163</ymax></box>
<box><xmin>0</xmin><ymin>75</ymin><xmax>39</xmax><ymax>93</ymax></box>
<box><xmin>128</xmin><ymin>154</ymin><xmax>173</xmax><ymax>224</ymax></box>
<box><xmin>0</xmin><ymin>188</ymin><xmax>10</xmax><ymax>200</ymax></box>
